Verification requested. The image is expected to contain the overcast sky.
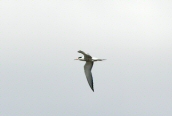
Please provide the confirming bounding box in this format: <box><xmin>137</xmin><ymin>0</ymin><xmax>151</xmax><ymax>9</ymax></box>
<box><xmin>1</xmin><ymin>0</ymin><xmax>172</xmax><ymax>116</ymax></box>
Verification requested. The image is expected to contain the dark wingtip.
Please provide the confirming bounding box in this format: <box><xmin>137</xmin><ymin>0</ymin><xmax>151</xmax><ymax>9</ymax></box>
<box><xmin>91</xmin><ymin>87</ymin><xmax>94</xmax><ymax>92</ymax></box>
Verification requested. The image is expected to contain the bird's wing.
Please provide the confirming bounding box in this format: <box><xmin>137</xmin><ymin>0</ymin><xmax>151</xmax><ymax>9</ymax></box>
<box><xmin>78</xmin><ymin>50</ymin><xmax>92</xmax><ymax>59</ymax></box>
<box><xmin>84</xmin><ymin>61</ymin><xmax>94</xmax><ymax>91</ymax></box>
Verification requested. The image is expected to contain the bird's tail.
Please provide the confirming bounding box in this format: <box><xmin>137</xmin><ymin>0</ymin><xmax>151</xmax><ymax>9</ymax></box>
<box><xmin>97</xmin><ymin>59</ymin><xmax>106</xmax><ymax>61</ymax></box>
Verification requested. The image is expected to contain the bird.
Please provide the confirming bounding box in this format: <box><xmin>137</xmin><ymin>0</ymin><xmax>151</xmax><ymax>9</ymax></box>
<box><xmin>75</xmin><ymin>50</ymin><xmax>106</xmax><ymax>92</ymax></box>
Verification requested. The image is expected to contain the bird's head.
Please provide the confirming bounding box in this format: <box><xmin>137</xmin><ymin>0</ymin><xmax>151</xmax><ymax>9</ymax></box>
<box><xmin>74</xmin><ymin>56</ymin><xmax>84</xmax><ymax>60</ymax></box>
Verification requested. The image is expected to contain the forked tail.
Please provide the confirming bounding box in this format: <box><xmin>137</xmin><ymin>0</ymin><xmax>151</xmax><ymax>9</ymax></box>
<box><xmin>97</xmin><ymin>59</ymin><xmax>106</xmax><ymax>61</ymax></box>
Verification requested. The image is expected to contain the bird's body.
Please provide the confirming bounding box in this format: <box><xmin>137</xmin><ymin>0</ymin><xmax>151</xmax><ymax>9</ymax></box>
<box><xmin>75</xmin><ymin>50</ymin><xmax>106</xmax><ymax>92</ymax></box>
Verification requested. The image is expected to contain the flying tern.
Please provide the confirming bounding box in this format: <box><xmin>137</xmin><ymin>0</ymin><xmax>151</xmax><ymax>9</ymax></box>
<box><xmin>75</xmin><ymin>50</ymin><xmax>106</xmax><ymax>92</ymax></box>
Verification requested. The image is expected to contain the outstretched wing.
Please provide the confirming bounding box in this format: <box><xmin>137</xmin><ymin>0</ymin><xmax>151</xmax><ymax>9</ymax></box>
<box><xmin>84</xmin><ymin>61</ymin><xmax>94</xmax><ymax>92</ymax></box>
<box><xmin>78</xmin><ymin>50</ymin><xmax>92</xmax><ymax>60</ymax></box>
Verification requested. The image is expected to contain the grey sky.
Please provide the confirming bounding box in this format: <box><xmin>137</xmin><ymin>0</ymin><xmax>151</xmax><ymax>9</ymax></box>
<box><xmin>1</xmin><ymin>1</ymin><xmax>172</xmax><ymax>116</ymax></box>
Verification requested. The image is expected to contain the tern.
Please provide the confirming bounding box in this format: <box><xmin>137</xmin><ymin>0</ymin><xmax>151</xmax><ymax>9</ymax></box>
<box><xmin>75</xmin><ymin>50</ymin><xmax>106</xmax><ymax>92</ymax></box>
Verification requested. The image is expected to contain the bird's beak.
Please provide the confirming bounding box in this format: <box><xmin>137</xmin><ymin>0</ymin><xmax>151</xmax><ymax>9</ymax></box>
<box><xmin>74</xmin><ymin>58</ymin><xmax>78</xmax><ymax>60</ymax></box>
